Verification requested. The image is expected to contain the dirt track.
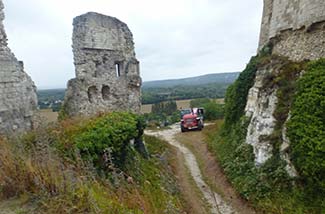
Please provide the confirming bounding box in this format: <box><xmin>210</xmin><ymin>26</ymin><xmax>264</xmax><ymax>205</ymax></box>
<box><xmin>145</xmin><ymin>123</ymin><xmax>258</xmax><ymax>214</ymax></box>
<box><xmin>145</xmin><ymin>124</ymin><xmax>240</xmax><ymax>214</ymax></box>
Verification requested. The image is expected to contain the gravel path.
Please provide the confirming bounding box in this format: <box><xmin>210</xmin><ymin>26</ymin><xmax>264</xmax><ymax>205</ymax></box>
<box><xmin>145</xmin><ymin>124</ymin><xmax>237</xmax><ymax>214</ymax></box>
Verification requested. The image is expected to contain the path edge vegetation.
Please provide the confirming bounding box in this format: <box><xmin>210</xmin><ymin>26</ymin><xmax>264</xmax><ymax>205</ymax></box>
<box><xmin>206</xmin><ymin>45</ymin><xmax>325</xmax><ymax>214</ymax></box>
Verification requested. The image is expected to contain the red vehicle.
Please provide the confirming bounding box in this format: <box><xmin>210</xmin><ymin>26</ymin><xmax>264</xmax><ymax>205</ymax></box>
<box><xmin>180</xmin><ymin>108</ymin><xmax>204</xmax><ymax>132</ymax></box>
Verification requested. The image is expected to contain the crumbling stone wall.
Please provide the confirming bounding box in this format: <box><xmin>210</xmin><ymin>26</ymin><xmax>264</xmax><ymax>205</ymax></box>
<box><xmin>0</xmin><ymin>0</ymin><xmax>37</xmax><ymax>135</ymax></box>
<box><xmin>259</xmin><ymin>0</ymin><xmax>325</xmax><ymax>61</ymax></box>
<box><xmin>64</xmin><ymin>12</ymin><xmax>142</xmax><ymax>117</ymax></box>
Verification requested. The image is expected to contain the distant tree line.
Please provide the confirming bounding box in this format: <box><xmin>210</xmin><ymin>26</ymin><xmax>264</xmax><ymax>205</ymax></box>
<box><xmin>142</xmin><ymin>83</ymin><xmax>230</xmax><ymax>104</ymax></box>
<box><xmin>37</xmin><ymin>89</ymin><xmax>65</xmax><ymax>112</ymax></box>
<box><xmin>190</xmin><ymin>98</ymin><xmax>224</xmax><ymax>121</ymax></box>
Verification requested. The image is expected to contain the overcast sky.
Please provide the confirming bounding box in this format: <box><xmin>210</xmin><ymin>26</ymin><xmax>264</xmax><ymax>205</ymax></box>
<box><xmin>4</xmin><ymin>0</ymin><xmax>263</xmax><ymax>89</ymax></box>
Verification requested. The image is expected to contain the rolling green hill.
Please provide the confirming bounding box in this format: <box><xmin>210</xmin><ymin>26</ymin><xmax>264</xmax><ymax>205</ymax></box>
<box><xmin>142</xmin><ymin>72</ymin><xmax>240</xmax><ymax>88</ymax></box>
<box><xmin>142</xmin><ymin>72</ymin><xmax>239</xmax><ymax>104</ymax></box>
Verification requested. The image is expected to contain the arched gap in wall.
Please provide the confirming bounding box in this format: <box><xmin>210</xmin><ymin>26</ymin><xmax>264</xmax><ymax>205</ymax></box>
<box><xmin>102</xmin><ymin>85</ymin><xmax>110</xmax><ymax>101</ymax></box>
<box><xmin>88</xmin><ymin>86</ymin><xmax>98</xmax><ymax>103</ymax></box>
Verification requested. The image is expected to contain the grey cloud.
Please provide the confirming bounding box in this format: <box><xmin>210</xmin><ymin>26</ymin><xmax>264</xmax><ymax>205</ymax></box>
<box><xmin>4</xmin><ymin>0</ymin><xmax>263</xmax><ymax>88</ymax></box>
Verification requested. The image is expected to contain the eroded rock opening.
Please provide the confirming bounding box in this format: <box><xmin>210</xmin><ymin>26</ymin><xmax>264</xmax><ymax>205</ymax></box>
<box><xmin>102</xmin><ymin>85</ymin><xmax>110</xmax><ymax>101</ymax></box>
<box><xmin>88</xmin><ymin>86</ymin><xmax>98</xmax><ymax>103</ymax></box>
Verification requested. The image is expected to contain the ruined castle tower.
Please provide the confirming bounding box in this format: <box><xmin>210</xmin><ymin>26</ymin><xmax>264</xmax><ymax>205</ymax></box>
<box><xmin>259</xmin><ymin>0</ymin><xmax>325</xmax><ymax>61</ymax></box>
<box><xmin>0</xmin><ymin>0</ymin><xmax>37</xmax><ymax>135</ymax></box>
<box><xmin>63</xmin><ymin>12</ymin><xmax>142</xmax><ymax>117</ymax></box>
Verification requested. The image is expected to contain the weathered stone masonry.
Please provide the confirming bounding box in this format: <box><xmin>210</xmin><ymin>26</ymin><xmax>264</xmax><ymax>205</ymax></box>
<box><xmin>0</xmin><ymin>0</ymin><xmax>37</xmax><ymax>135</ymax></box>
<box><xmin>259</xmin><ymin>0</ymin><xmax>325</xmax><ymax>61</ymax></box>
<box><xmin>64</xmin><ymin>12</ymin><xmax>142</xmax><ymax>117</ymax></box>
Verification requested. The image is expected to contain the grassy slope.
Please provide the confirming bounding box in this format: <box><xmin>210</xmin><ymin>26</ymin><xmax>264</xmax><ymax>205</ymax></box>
<box><xmin>0</xmin><ymin>114</ymin><xmax>186</xmax><ymax>214</ymax></box>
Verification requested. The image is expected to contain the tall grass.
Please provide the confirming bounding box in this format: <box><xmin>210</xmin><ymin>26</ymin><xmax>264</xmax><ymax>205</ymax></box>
<box><xmin>0</xmin><ymin>113</ymin><xmax>185</xmax><ymax>213</ymax></box>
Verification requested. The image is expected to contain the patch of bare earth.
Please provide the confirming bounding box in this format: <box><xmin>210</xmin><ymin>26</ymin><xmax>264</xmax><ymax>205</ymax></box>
<box><xmin>168</xmin><ymin>144</ymin><xmax>209</xmax><ymax>214</ymax></box>
<box><xmin>175</xmin><ymin>124</ymin><xmax>259</xmax><ymax>214</ymax></box>
<box><xmin>146</xmin><ymin>125</ymin><xmax>236</xmax><ymax>214</ymax></box>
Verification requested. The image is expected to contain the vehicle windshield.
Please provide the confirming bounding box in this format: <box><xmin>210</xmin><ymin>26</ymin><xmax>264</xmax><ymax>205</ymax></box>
<box><xmin>180</xmin><ymin>109</ymin><xmax>192</xmax><ymax>117</ymax></box>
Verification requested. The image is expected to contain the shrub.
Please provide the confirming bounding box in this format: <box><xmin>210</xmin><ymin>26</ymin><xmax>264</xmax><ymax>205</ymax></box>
<box><xmin>202</xmin><ymin>102</ymin><xmax>224</xmax><ymax>120</ymax></box>
<box><xmin>224</xmin><ymin>56</ymin><xmax>258</xmax><ymax>128</ymax></box>
<box><xmin>287</xmin><ymin>59</ymin><xmax>325</xmax><ymax>193</ymax></box>
<box><xmin>0</xmin><ymin>112</ymin><xmax>185</xmax><ymax>213</ymax></box>
<box><xmin>72</xmin><ymin>112</ymin><xmax>142</xmax><ymax>169</ymax></box>
<box><xmin>190</xmin><ymin>98</ymin><xmax>224</xmax><ymax>120</ymax></box>
<box><xmin>210</xmin><ymin>53</ymin><xmax>325</xmax><ymax>212</ymax></box>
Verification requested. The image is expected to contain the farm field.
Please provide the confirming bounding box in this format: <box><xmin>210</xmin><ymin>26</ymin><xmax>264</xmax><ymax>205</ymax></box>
<box><xmin>38</xmin><ymin>98</ymin><xmax>224</xmax><ymax>122</ymax></box>
<box><xmin>38</xmin><ymin>109</ymin><xmax>59</xmax><ymax>123</ymax></box>
<box><xmin>141</xmin><ymin>98</ymin><xmax>224</xmax><ymax>114</ymax></box>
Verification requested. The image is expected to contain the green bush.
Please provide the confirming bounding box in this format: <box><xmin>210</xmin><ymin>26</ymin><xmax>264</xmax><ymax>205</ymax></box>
<box><xmin>0</xmin><ymin>112</ymin><xmax>186</xmax><ymax>213</ymax></box>
<box><xmin>202</xmin><ymin>102</ymin><xmax>224</xmax><ymax>120</ymax></box>
<box><xmin>190</xmin><ymin>98</ymin><xmax>224</xmax><ymax>120</ymax></box>
<box><xmin>145</xmin><ymin>100</ymin><xmax>179</xmax><ymax>127</ymax></box>
<box><xmin>224</xmin><ymin>56</ymin><xmax>259</xmax><ymax>128</ymax></box>
<box><xmin>73</xmin><ymin>112</ymin><xmax>142</xmax><ymax>169</ymax></box>
<box><xmin>223</xmin><ymin>45</ymin><xmax>275</xmax><ymax>129</ymax></box>
<box><xmin>287</xmin><ymin>59</ymin><xmax>325</xmax><ymax>193</ymax></box>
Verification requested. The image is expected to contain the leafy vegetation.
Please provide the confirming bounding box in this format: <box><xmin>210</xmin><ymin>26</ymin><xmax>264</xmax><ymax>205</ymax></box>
<box><xmin>287</xmin><ymin>59</ymin><xmax>325</xmax><ymax>197</ymax></box>
<box><xmin>205</xmin><ymin>120</ymin><xmax>292</xmax><ymax>201</ymax></box>
<box><xmin>207</xmin><ymin>47</ymin><xmax>325</xmax><ymax>213</ymax></box>
<box><xmin>72</xmin><ymin>112</ymin><xmax>141</xmax><ymax>169</ymax></box>
<box><xmin>143</xmin><ymin>101</ymin><xmax>180</xmax><ymax>128</ymax></box>
<box><xmin>224</xmin><ymin>44</ymin><xmax>273</xmax><ymax>128</ymax></box>
<box><xmin>0</xmin><ymin>112</ymin><xmax>186</xmax><ymax>213</ymax></box>
<box><xmin>190</xmin><ymin>98</ymin><xmax>224</xmax><ymax>120</ymax></box>
<box><xmin>224</xmin><ymin>56</ymin><xmax>259</xmax><ymax>128</ymax></box>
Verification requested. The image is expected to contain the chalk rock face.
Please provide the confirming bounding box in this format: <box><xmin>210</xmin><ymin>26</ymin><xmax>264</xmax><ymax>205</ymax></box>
<box><xmin>64</xmin><ymin>12</ymin><xmax>142</xmax><ymax>117</ymax></box>
<box><xmin>0</xmin><ymin>0</ymin><xmax>37</xmax><ymax>135</ymax></box>
<box><xmin>245</xmin><ymin>68</ymin><xmax>278</xmax><ymax>165</ymax></box>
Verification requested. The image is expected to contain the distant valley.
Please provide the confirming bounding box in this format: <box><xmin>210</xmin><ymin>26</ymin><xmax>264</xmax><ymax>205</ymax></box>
<box><xmin>37</xmin><ymin>72</ymin><xmax>240</xmax><ymax>110</ymax></box>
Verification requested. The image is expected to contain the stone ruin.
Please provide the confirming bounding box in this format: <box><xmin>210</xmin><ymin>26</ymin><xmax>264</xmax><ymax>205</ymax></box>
<box><xmin>0</xmin><ymin>0</ymin><xmax>37</xmax><ymax>135</ymax></box>
<box><xmin>63</xmin><ymin>12</ymin><xmax>142</xmax><ymax>117</ymax></box>
<box><xmin>259</xmin><ymin>0</ymin><xmax>325</xmax><ymax>61</ymax></box>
